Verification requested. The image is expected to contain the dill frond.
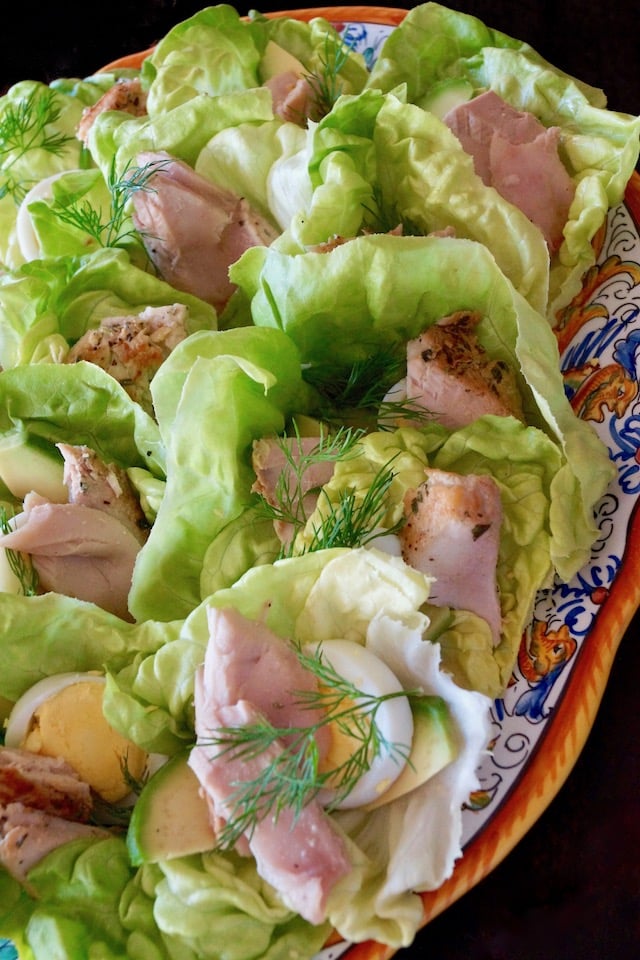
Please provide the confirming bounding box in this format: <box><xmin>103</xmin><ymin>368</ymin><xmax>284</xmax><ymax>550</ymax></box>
<box><xmin>47</xmin><ymin>155</ymin><xmax>168</xmax><ymax>251</ymax></box>
<box><xmin>205</xmin><ymin>646</ymin><xmax>414</xmax><ymax>848</ymax></box>
<box><xmin>0</xmin><ymin>87</ymin><xmax>73</xmax><ymax>203</ymax></box>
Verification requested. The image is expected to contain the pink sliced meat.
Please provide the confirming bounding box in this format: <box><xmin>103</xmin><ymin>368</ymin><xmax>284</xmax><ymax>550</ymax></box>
<box><xmin>200</xmin><ymin>606</ymin><xmax>331</xmax><ymax>758</ymax></box>
<box><xmin>76</xmin><ymin>78</ymin><xmax>147</xmax><ymax>146</ymax></box>
<box><xmin>189</xmin><ymin>698</ymin><xmax>351</xmax><ymax>924</ymax></box>
<box><xmin>444</xmin><ymin>89</ymin><xmax>575</xmax><ymax>252</ymax></box>
<box><xmin>0</xmin><ymin>801</ymin><xmax>109</xmax><ymax>887</ymax></box>
<box><xmin>0</xmin><ymin>492</ymin><xmax>141</xmax><ymax>620</ymax></box>
<box><xmin>251</xmin><ymin>436</ymin><xmax>336</xmax><ymax>546</ymax></box>
<box><xmin>399</xmin><ymin>468</ymin><xmax>503</xmax><ymax>644</ymax></box>
<box><xmin>265</xmin><ymin>71</ymin><xmax>316</xmax><ymax>124</ymax></box>
<box><xmin>132</xmin><ymin>151</ymin><xmax>279</xmax><ymax>314</ymax></box>
<box><xmin>489</xmin><ymin>127</ymin><xmax>575</xmax><ymax>255</ymax></box>
<box><xmin>405</xmin><ymin>311</ymin><xmax>524</xmax><ymax>430</ymax></box>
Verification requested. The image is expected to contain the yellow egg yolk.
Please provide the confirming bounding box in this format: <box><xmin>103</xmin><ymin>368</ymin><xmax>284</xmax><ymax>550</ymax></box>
<box><xmin>21</xmin><ymin>680</ymin><xmax>147</xmax><ymax>803</ymax></box>
<box><xmin>317</xmin><ymin>692</ymin><xmax>369</xmax><ymax>785</ymax></box>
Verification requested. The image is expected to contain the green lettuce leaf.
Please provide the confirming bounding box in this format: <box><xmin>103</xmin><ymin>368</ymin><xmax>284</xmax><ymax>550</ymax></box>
<box><xmin>141</xmin><ymin>4</ymin><xmax>367</xmax><ymax>117</ymax></box>
<box><xmin>273</xmin><ymin>89</ymin><xmax>549</xmax><ymax>314</ymax></box>
<box><xmin>0</xmin><ymin>361</ymin><xmax>164</xmax><ymax>478</ymax></box>
<box><xmin>128</xmin><ymin>327</ymin><xmax>314</xmax><ymax>622</ymax></box>
<box><xmin>366</xmin><ymin>2</ymin><xmax>640</xmax><ymax>317</ymax></box>
<box><xmin>230</xmin><ymin>232</ymin><xmax>614</xmax><ymax>579</ymax></box>
<box><xmin>177</xmin><ymin>549</ymin><xmax>490</xmax><ymax>945</ymax></box>
<box><xmin>0</xmin><ymin>246</ymin><xmax>216</xmax><ymax>370</ymax></box>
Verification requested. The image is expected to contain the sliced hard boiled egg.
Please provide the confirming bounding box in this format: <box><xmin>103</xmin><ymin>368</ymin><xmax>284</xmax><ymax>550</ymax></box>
<box><xmin>308</xmin><ymin>638</ymin><xmax>413</xmax><ymax>810</ymax></box>
<box><xmin>4</xmin><ymin>671</ymin><xmax>148</xmax><ymax>804</ymax></box>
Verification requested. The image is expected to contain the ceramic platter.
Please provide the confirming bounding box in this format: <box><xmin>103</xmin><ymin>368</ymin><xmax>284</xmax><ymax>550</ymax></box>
<box><xmin>1</xmin><ymin>7</ymin><xmax>639</xmax><ymax>960</ymax></box>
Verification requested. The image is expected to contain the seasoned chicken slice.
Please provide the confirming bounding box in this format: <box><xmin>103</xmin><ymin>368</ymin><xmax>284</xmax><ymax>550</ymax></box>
<box><xmin>252</xmin><ymin>436</ymin><xmax>336</xmax><ymax>546</ymax></box>
<box><xmin>399</xmin><ymin>468</ymin><xmax>503</xmax><ymax>644</ymax></box>
<box><xmin>0</xmin><ymin>802</ymin><xmax>109</xmax><ymax>888</ymax></box>
<box><xmin>65</xmin><ymin>303</ymin><xmax>189</xmax><ymax>416</ymax></box>
<box><xmin>0</xmin><ymin>748</ymin><xmax>93</xmax><ymax>823</ymax></box>
<box><xmin>131</xmin><ymin>151</ymin><xmax>279</xmax><ymax>314</ymax></box>
<box><xmin>76</xmin><ymin>78</ymin><xmax>147</xmax><ymax>146</ymax></box>
<box><xmin>405</xmin><ymin>311</ymin><xmax>524</xmax><ymax>430</ymax></box>
<box><xmin>57</xmin><ymin>443</ymin><xmax>149</xmax><ymax>545</ymax></box>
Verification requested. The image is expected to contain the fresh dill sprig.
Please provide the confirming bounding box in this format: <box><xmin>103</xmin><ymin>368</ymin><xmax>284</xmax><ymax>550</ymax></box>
<box><xmin>0</xmin><ymin>505</ymin><xmax>38</xmax><ymax>595</ymax></box>
<box><xmin>306</xmin><ymin>460</ymin><xmax>404</xmax><ymax>551</ymax></box>
<box><xmin>303</xmin><ymin>355</ymin><xmax>434</xmax><ymax>431</ymax></box>
<box><xmin>257</xmin><ymin>425</ymin><xmax>365</xmax><ymax>539</ymax></box>
<box><xmin>48</xmin><ymin>155</ymin><xmax>167</xmax><ymax>250</ymax></box>
<box><xmin>203</xmin><ymin>646</ymin><xmax>414</xmax><ymax>848</ymax></box>
<box><xmin>305</xmin><ymin>34</ymin><xmax>352</xmax><ymax>120</ymax></box>
<box><xmin>304</xmin><ymin>352</ymin><xmax>406</xmax><ymax>409</ymax></box>
<box><xmin>362</xmin><ymin>183</ymin><xmax>423</xmax><ymax>237</ymax></box>
<box><xmin>0</xmin><ymin>87</ymin><xmax>73</xmax><ymax>203</ymax></box>
<box><xmin>256</xmin><ymin>425</ymin><xmax>406</xmax><ymax>555</ymax></box>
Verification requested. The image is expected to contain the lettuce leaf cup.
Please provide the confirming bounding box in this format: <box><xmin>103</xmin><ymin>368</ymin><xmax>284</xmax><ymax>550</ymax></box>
<box><xmin>365</xmin><ymin>2</ymin><xmax>640</xmax><ymax>319</ymax></box>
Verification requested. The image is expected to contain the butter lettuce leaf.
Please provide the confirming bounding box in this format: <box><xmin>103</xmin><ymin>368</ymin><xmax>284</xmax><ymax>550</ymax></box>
<box><xmin>366</xmin><ymin>2</ymin><xmax>640</xmax><ymax>317</ymax></box>
<box><xmin>231</xmin><ymin>233</ymin><xmax>614</xmax><ymax>579</ymax></box>
<box><xmin>0</xmin><ymin>246</ymin><xmax>216</xmax><ymax>370</ymax></box>
<box><xmin>128</xmin><ymin>327</ymin><xmax>314</xmax><ymax>622</ymax></box>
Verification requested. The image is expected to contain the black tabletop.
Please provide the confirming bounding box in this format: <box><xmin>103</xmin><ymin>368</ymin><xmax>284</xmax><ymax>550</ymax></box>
<box><xmin>2</xmin><ymin>3</ymin><xmax>639</xmax><ymax>959</ymax></box>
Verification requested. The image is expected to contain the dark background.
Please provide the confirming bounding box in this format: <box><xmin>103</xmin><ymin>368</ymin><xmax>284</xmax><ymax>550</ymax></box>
<box><xmin>2</xmin><ymin>3</ymin><xmax>639</xmax><ymax>959</ymax></box>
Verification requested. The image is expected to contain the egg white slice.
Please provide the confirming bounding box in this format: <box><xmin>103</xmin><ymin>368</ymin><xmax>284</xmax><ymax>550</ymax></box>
<box><xmin>307</xmin><ymin>638</ymin><xmax>413</xmax><ymax>810</ymax></box>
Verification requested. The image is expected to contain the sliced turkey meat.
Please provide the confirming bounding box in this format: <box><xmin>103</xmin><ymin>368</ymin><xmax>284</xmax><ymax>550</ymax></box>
<box><xmin>200</xmin><ymin>606</ymin><xmax>331</xmax><ymax>758</ymax></box>
<box><xmin>265</xmin><ymin>71</ymin><xmax>316</xmax><ymax>124</ymax></box>
<box><xmin>65</xmin><ymin>303</ymin><xmax>189</xmax><ymax>416</ymax></box>
<box><xmin>131</xmin><ymin>151</ymin><xmax>279</xmax><ymax>314</ymax></box>
<box><xmin>404</xmin><ymin>310</ymin><xmax>524</xmax><ymax>430</ymax></box>
<box><xmin>188</xmin><ymin>606</ymin><xmax>351</xmax><ymax>923</ymax></box>
<box><xmin>0</xmin><ymin>802</ymin><xmax>110</xmax><ymax>888</ymax></box>
<box><xmin>0</xmin><ymin>492</ymin><xmax>141</xmax><ymax>620</ymax></box>
<box><xmin>399</xmin><ymin>468</ymin><xmax>503</xmax><ymax>645</ymax></box>
<box><xmin>444</xmin><ymin>89</ymin><xmax>575</xmax><ymax>252</ymax></box>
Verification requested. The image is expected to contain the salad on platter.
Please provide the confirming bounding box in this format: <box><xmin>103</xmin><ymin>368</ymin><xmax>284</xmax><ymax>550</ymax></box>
<box><xmin>0</xmin><ymin>4</ymin><xmax>637</xmax><ymax>958</ymax></box>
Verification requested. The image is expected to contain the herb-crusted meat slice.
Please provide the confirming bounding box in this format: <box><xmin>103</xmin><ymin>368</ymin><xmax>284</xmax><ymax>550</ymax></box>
<box><xmin>406</xmin><ymin>310</ymin><xmax>524</xmax><ymax>429</ymax></box>
<box><xmin>57</xmin><ymin>443</ymin><xmax>149</xmax><ymax>545</ymax></box>
<box><xmin>400</xmin><ymin>468</ymin><xmax>503</xmax><ymax>644</ymax></box>
<box><xmin>76</xmin><ymin>78</ymin><xmax>147</xmax><ymax>146</ymax></box>
<box><xmin>65</xmin><ymin>304</ymin><xmax>188</xmax><ymax>416</ymax></box>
